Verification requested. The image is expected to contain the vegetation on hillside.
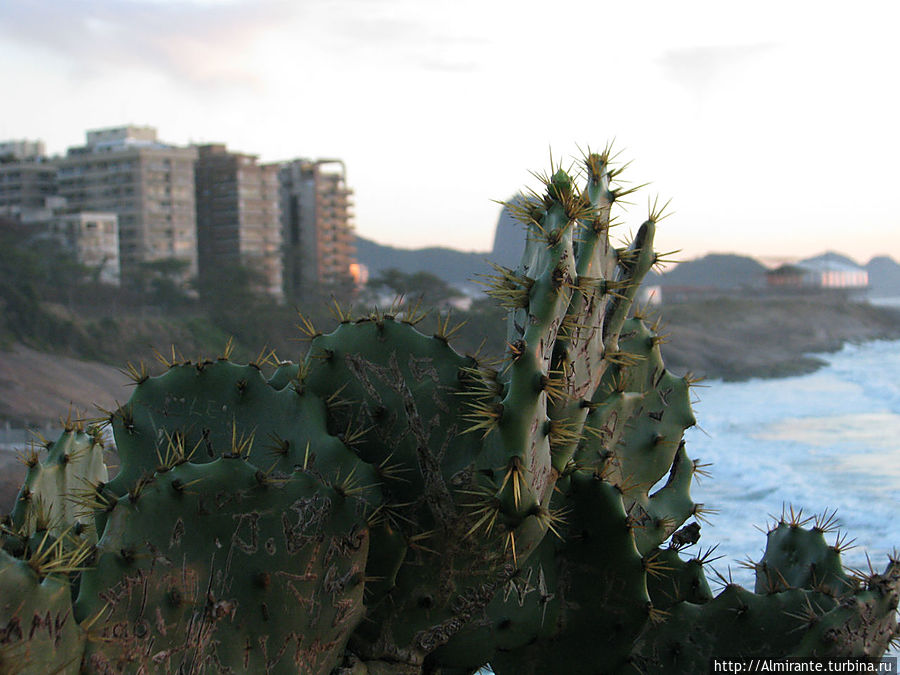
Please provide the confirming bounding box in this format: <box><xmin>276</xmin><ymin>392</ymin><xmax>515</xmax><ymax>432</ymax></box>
<box><xmin>0</xmin><ymin>219</ymin><xmax>506</xmax><ymax>368</ymax></box>
<box><xmin>4</xmin><ymin>217</ymin><xmax>900</xmax><ymax>387</ymax></box>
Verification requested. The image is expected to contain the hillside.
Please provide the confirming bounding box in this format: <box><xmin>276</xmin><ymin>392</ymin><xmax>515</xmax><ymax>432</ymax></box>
<box><xmin>355</xmin><ymin>236</ymin><xmax>491</xmax><ymax>284</ymax></box>
<box><xmin>4</xmin><ymin>293</ymin><xmax>900</xmax><ymax>429</ymax></box>
<box><xmin>660</xmin><ymin>295</ymin><xmax>900</xmax><ymax>380</ymax></box>
<box><xmin>648</xmin><ymin>253</ymin><xmax>767</xmax><ymax>288</ymax></box>
<box><xmin>867</xmin><ymin>255</ymin><xmax>900</xmax><ymax>297</ymax></box>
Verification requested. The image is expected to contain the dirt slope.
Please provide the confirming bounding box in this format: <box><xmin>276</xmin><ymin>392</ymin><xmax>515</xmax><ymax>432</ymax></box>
<box><xmin>0</xmin><ymin>344</ymin><xmax>131</xmax><ymax>426</ymax></box>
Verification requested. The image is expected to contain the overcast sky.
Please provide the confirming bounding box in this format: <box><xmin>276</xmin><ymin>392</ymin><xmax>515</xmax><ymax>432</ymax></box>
<box><xmin>2</xmin><ymin>0</ymin><xmax>898</xmax><ymax>265</ymax></box>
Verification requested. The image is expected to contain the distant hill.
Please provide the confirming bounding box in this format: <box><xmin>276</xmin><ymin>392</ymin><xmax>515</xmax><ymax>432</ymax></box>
<box><xmin>490</xmin><ymin>195</ymin><xmax>527</xmax><ymax>269</ymax></box>
<box><xmin>650</xmin><ymin>253</ymin><xmax>767</xmax><ymax>289</ymax></box>
<box><xmin>355</xmin><ymin>236</ymin><xmax>492</xmax><ymax>285</ymax></box>
<box><xmin>867</xmin><ymin>255</ymin><xmax>900</xmax><ymax>297</ymax></box>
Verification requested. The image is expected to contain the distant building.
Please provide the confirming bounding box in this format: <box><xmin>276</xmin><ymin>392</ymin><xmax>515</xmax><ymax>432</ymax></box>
<box><xmin>0</xmin><ymin>140</ymin><xmax>46</xmax><ymax>161</ymax></box>
<box><xmin>46</xmin><ymin>212</ymin><xmax>121</xmax><ymax>285</ymax></box>
<box><xmin>13</xmin><ymin>195</ymin><xmax>121</xmax><ymax>286</ymax></box>
<box><xmin>767</xmin><ymin>254</ymin><xmax>868</xmax><ymax>290</ymax></box>
<box><xmin>54</xmin><ymin>126</ymin><xmax>198</xmax><ymax>283</ymax></box>
<box><xmin>278</xmin><ymin>159</ymin><xmax>357</xmax><ymax>297</ymax></box>
<box><xmin>194</xmin><ymin>144</ymin><xmax>283</xmax><ymax>300</ymax></box>
<box><xmin>0</xmin><ymin>139</ymin><xmax>57</xmax><ymax>219</ymax></box>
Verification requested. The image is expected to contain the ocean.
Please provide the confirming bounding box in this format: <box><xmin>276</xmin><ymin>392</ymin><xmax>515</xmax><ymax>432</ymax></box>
<box><xmin>687</xmin><ymin>338</ymin><xmax>900</xmax><ymax>586</ymax></box>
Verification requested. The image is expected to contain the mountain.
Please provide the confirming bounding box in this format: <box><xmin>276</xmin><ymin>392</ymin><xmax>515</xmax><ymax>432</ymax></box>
<box><xmin>355</xmin><ymin>236</ymin><xmax>492</xmax><ymax>285</ymax></box>
<box><xmin>866</xmin><ymin>255</ymin><xmax>900</xmax><ymax>297</ymax></box>
<box><xmin>490</xmin><ymin>195</ymin><xmax>527</xmax><ymax>269</ymax></box>
<box><xmin>649</xmin><ymin>253</ymin><xmax>767</xmax><ymax>289</ymax></box>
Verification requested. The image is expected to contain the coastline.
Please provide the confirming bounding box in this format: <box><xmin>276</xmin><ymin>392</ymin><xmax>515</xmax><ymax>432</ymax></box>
<box><xmin>3</xmin><ymin>295</ymin><xmax>900</xmax><ymax>429</ymax></box>
<box><xmin>1</xmin><ymin>295</ymin><xmax>900</xmax><ymax>510</ymax></box>
<box><xmin>657</xmin><ymin>295</ymin><xmax>900</xmax><ymax>381</ymax></box>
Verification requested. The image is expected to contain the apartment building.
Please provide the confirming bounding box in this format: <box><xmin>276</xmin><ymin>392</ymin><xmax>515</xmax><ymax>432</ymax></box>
<box><xmin>46</xmin><ymin>212</ymin><xmax>121</xmax><ymax>285</ymax></box>
<box><xmin>278</xmin><ymin>159</ymin><xmax>357</xmax><ymax>297</ymax></box>
<box><xmin>0</xmin><ymin>140</ymin><xmax>57</xmax><ymax>218</ymax></box>
<box><xmin>194</xmin><ymin>144</ymin><xmax>283</xmax><ymax>299</ymax></box>
<box><xmin>0</xmin><ymin>140</ymin><xmax>46</xmax><ymax>161</ymax></box>
<box><xmin>54</xmin><ymin>126</ymin><xmax>198</xmax><ymax>282</ymax></box>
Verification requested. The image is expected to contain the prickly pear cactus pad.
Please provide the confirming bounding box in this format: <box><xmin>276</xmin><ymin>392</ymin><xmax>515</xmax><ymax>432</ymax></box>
<box><xmin>75</xmin><ymin>459</ymin><xmax>368</xmax><ymax>674</ymax></box>
<box><xmin>11</xmin><ymin>423</ymin><xmax>108</xmax><ymax>543</ymax></box>
<box><xmin>0</xmin><ymin>546</ymin><xmax>86</xmax><ymax>675</ymax></box>
<box><xmin>104</xmin><ymin>357</ymin><xmax>376</xmax><ymax>506</ymax></box>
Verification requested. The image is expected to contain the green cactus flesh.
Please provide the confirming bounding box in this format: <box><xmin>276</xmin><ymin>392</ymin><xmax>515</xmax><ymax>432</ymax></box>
<box><xmin>0</xmin><ymin>547</ymin><xmax>86</xmax><ymax>675</ymax></box>
<box><xmin>11</xmin><ymin>426</ymin><xmax>108</xmax><ymax>543</ymax></box>
<box><xmin>75</xmin><ymin>459</ymin><xmax>368</xmax><ymax>674</ymax></box>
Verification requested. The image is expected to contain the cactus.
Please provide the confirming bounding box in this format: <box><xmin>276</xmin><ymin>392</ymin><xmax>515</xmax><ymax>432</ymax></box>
<box><xmin>629</xmin><ymin>511</ymin><xmax>900</xmax><ymax>672</ymax></box>
<box><xmin>10</xmin><ymin>420</ymin><xmax>108</xmax><ymax>543</ymax></box>
<box><xmin>0</xmin><ymin>548</ymin><xmax>86</xmax><ymax>674</ymax></box>
<box><xmin>2</xmin><ymin>146</ymin><xmax>898</xmax><ymax>674</ymax></box>
<box><xmin>74</xmin><ymin>460</ymin><xmax>368</xmax><ymax>674</ymax></box>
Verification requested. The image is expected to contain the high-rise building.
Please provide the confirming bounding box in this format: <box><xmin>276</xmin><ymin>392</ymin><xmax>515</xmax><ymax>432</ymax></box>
<box><xmin>54</xmin><ymin>126</ymin><xmax>198</xmax><ymax>282</ymax></box>
<box><xmin>278</xmin><ymin>159</ymin><xmax>357</xmax><ymax>297</ymax></box>
<box><xmin>46</xmin><ymin>212</ymin><xmax>121</xmax><ymax>285</ymax></box>
<box><xmin>194</xmin><ymin>144</ymin><xmax>283</xmax><ymax>299</ymax></box>
<box><xmin>0</xmin><ymin>140</ymin><xmax>46</xmax><ymax>161</ymax></box>
<box><xmin>0</xmin><ymin>140</ymin><xmax>57</xmax><ymax>218</ymax></box>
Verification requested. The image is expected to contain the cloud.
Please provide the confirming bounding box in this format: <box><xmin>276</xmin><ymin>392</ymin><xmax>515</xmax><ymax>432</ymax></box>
<box><xmin>311</xmin><ymin>0</ymin><xmax>489</xmax><ymax>73</ymax></box>
<box><xmin>0</xmin><ymin>0</ymin><xmax>295</xmax><ymax>90</ymax></box>
<box><xmin>657</xmin><ymin>43</ymin><xmax>777</xmax><ymax>98</ymax></box>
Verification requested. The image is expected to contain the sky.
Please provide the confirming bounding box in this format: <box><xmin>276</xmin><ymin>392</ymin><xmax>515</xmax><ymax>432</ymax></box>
<box><xmin>1</xmin><ymin>0</ymin><xmax>899</xmax><ymax>265</ymax></box>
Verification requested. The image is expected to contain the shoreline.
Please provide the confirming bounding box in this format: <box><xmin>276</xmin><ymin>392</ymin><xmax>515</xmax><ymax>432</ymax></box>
<box><xmin>3</xmin><ymin>296</ymin><xmax>900</xmax><ymax>428</ymax></box>
<box><xmin>657</xmin><ymin>295</ymin><xmax>900</xmax><ymax>381</ymax></box>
